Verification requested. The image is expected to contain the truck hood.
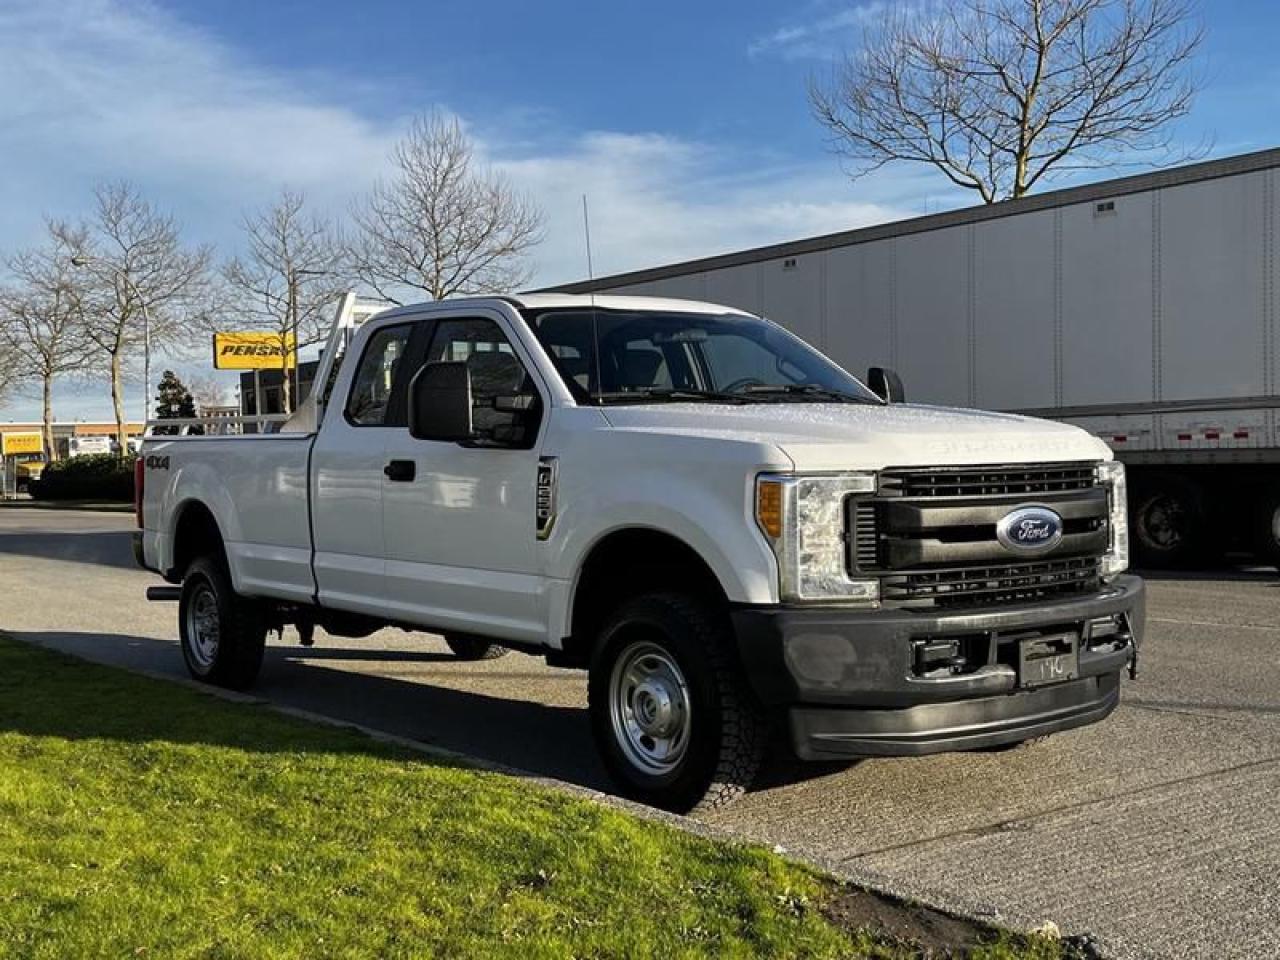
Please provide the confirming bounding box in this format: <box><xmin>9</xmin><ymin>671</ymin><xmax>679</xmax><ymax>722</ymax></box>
<box><xmin>600</xmin><ymin>402</ymin><xmax>1108</xmax><ymax>470</ymax></box>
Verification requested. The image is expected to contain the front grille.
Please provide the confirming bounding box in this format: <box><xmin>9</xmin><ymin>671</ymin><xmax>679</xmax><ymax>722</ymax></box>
<box><xmin>879</xmin><ymin>463</ymin><xmax>1097</xmax><ymax>499</ymax></box>
<box><xmin>883</xmin><ymin>556</ymin><xmax>1102</xmax><ymax>609</ymax></box>
<box><xmin>850</xmin><ymin>461</ymin><xmax>1109</xmax><ymax>609</ymax></box>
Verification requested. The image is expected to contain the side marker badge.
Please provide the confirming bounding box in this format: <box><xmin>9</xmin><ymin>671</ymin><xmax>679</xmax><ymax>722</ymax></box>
<box><xmin>536</xmin><ymin>456</ymin><xmax>558</xmax><ymax>540</ymax></box>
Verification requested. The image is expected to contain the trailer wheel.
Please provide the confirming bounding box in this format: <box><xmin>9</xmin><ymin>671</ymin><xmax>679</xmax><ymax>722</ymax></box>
<box><xmin>588</xmin><ymin>592</ymin><xmax>766</xmax><ymax>813</ymax></box>
<box><xmin>444</xmin><ymin>634</ymin><xmax>509</xmax><ymax>660</ymax></box>
<box><xmin>178</xmin><ymin>555</ymin><xmax>267</xmax><ymax>690</ymax></box>
<box><xmin>1132</xmin><ymin>474</ymin><xmax>1206</xmax><ymax>568</ymax></box>
<box><xmin>1251</xmin><ymin>490</ymin><xmax>1280</xmax><ymax>570</ymax></box>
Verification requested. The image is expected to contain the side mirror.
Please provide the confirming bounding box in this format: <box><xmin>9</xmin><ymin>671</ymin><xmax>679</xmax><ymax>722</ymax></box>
<box><xmin>409</xmin><ymin>362</ymin><xmax>474</xmax><ymax>442</ymax></box>
<box><xmin>866</xmin><ymin>366</ymin><xmax>905</xmax><ymax>404</ymax></box>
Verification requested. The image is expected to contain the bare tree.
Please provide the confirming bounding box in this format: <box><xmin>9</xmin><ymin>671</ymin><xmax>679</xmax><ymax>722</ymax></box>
<box><xmin>222</xmin><ymin>189</ymin><xmax>348</xmax><ymax>413</ymax></box>
<box><xmin>0</xmin><ymin>224</ymin><xmax>95</xmax><ymax>460</ymax></box>
<box><xmin>57</xmin><ymin>182</ymin><xmax>214</xmax><ymax>449</ymax></box>
<box><xmin>810</xmin><ymin>0</ymin><xmax>1203</xmax><ymax>203</ymax></box>
<box><xmin>187</xmin><ymin>374</ymin><xmax>232</xmax><ymax>413</ymax></box>
<box><xmin>350</xmin><ymin>112</ymin><xmax>545</xmax><ymax>304</ymax></box>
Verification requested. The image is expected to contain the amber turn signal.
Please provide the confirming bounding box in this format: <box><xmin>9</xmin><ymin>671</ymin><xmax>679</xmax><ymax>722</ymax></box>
<box><xmin>756</xmin><ymin>480</ymin><xmax>783</xmax><ymax>539</ymax></box>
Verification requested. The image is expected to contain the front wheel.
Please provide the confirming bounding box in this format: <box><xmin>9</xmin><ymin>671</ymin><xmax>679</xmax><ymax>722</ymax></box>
<box><xmin>179</xmin><ymin>555</ymin><xmax>267</xmax><ymax>690</ymax></box>
<box><xmin>588</xmin><ymin>593</ymin><xmax>766</xmax><ymax>814</ymax></box>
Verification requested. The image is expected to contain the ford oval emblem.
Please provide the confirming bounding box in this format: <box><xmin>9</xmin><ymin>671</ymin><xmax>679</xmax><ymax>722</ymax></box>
<box><xmin>996</xmin><ymin>506</ymin><xmax>1064</xmax><ymax>555</ymax></box>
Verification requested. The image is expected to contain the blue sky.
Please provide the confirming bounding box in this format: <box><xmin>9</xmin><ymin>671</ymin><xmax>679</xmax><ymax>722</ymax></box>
<box><xmin>2</xmin><ymin>0</ymin><xmax>1279</xmax><ymax>421</ymax></box>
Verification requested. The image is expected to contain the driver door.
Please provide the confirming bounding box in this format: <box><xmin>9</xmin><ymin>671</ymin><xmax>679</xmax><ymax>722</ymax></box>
<box><xmin>380</xmin><ymin>312</ymin><xmax>548</xmax><ymax>643</ymax></box>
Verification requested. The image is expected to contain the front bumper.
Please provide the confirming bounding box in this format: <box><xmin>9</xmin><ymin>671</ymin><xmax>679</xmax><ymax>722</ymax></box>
<box><xmin>731</xmin><ymin>574</ymin><xmax>1144</xmax><ymax>759</ymax></box>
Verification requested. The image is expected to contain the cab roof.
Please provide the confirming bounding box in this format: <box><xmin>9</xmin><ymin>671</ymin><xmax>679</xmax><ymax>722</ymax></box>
<box><xmin>374</xmin><ymin>293</ymin><xmax>754</xmax><ymax>321</ymax></box>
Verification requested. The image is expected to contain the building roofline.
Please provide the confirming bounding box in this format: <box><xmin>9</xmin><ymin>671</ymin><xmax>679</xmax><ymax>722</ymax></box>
<box><xmin>543</xmin><ymin>147</ymin><xmax>1280</xmax><ymax>294</ymax></box>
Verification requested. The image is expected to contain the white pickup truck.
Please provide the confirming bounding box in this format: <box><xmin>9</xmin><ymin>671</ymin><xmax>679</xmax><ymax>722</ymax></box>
<box><xmin>136</xmin><ymin>293</ymin><xmax>1143</xmax><ymax>811</ymax></box>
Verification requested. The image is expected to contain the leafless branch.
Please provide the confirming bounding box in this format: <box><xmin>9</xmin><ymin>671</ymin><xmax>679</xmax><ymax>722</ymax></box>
<box><xmin>349</xmin><ymin>112</ymin><xmax>545</xmax><ymax>304</ymax></box>
<box><xmin>0</xmin><ymin>223</ymin><xmax>96</xmax><ymax>458</ymax></box>
<box><xmin>809</xmin><ymin>0</ymin><xmax>1204</xmax><ymax>202</ymax></box>
<box><xmin>53</xmin><ymin>181</ymin><xmax>214</xmax><ymax>447</ymax></box>
<box><xmin>220</xmin><ymin>189</ymin><xmax>349</xmax><ymax>412</ymax></box>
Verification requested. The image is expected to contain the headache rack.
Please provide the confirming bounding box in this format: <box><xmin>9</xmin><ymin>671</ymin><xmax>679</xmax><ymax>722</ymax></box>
<box><xmin>854</xmin><ymin>462</ymin><xmax>1107</xmax><ymax>609</ymax></box>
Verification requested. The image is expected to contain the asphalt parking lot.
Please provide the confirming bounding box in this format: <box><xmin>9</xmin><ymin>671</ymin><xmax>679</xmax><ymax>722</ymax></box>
<box><xmin>2</xmin><ymin>506</ymin><xmax>1277</xmax><ymax>959</ymax></box>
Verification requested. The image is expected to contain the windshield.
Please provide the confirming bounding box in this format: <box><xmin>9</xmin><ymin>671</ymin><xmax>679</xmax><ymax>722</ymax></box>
<box><xmin>524</xmin><ymin>308</ymin><xmax>882</xmax><ymax>405</ymax></box>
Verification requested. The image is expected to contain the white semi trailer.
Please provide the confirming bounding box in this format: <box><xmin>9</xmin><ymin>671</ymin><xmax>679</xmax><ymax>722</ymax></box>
<box><xmin>552</xmin><ymin>148</ymin><xmax>1280</xmax><ymax>568</ymax></box>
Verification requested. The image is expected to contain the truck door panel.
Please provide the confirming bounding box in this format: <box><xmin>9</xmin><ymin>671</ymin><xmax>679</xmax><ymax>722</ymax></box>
<box><xmin>311</xmin><ymin>321</ymin><xmax>418</xmax><ymax>614</ymax></box>
<box><xmin>381</xmin><ymin>313</ymin><xmax>547</xmax><ymax>641</ymax></box>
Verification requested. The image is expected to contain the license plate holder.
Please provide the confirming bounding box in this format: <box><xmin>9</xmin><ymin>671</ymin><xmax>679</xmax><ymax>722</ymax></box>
<box><xmin>1018</xmin><ymin>632</ymin><xmax>1079</xmax><ymax>688</ymax></box>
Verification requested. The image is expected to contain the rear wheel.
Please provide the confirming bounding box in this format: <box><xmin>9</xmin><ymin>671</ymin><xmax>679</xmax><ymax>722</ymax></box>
<box><xmin>588</xmin><ymin>593</ymin><xmax>766</xmax><ymax>813</ymax></box>
<box><xmin>1251</xmin><ymin>490</ymin><xmax>1280</xmax><ymax>569</ymax></box>
<box><xmin>444</xmin><ymin>634</ymin><xmax>509</xmax><ymax>661</ymax></box>
<box><xmin>1132</xmin><ymin>474</ymin><xmax>1206</xmax><ymax>568</ymax></box>
<box><xmin>178</xmin><ymin>555</ymin><xmax>267</xmax><ymax>690</ymax></box>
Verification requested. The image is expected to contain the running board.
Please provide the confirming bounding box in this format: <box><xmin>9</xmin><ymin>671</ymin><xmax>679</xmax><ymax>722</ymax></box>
<box><xmin>146</xmin><ymin>586</ymin><xmax>182</xmax><ymax>603</ymax></box>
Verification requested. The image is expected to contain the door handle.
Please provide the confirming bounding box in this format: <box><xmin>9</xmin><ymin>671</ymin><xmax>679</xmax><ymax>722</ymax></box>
<box><xmin>384</xmin><ymin>459</ymin><xmax>416</xmax><ymax>482</ymax></box>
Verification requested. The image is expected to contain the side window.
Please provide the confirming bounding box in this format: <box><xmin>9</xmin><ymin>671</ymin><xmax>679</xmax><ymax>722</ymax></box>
<box><xmin>346</xmin><ymin>324</ymin><xmax>414</xmax><ymax>426</ymax></box>
<box><xmin>426</xmin><ymin>318</ymin><xmax>540</xmax><ymax>447</ymax></box>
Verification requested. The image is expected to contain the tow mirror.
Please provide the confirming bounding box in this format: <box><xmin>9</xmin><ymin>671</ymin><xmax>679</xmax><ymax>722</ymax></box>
<box><xmin>409</xmin><ymin>362</ymin><xmax>475</xmax><ymax>442</ymax></box>
<box><xmin>867</xmin><ymin>366</ymin><xmax>905</xmax><ymax>404</ymax></box>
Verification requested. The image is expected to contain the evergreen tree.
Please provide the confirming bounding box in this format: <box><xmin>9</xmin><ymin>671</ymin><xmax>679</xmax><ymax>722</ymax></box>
<box><xmin>153</xmin><ymin>370</ymin><xmax>200</xmax><ymax>436</ymax></box>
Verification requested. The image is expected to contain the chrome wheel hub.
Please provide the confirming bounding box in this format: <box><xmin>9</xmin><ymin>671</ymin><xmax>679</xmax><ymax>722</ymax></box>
<box><xmin>185</xmin><ymin>584</ymin><xmax>220</xmax><ymax>670</ymax></box>
<box><xmin>609</xmin><ymin>641</ymin><xmax>691</xmax><ymax>775</ymax></box>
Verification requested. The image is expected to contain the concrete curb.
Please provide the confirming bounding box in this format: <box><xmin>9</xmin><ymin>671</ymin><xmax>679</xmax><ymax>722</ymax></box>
<box><xmin>11</xmin><ymin>632</ymin><xmax>1120</xmax><ymax>958</ymax></box>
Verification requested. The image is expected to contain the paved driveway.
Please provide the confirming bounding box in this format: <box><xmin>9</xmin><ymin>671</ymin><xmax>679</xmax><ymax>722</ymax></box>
<box><xmin>2</xmin><ymin>506</ymin><xmax>1277</xmax><ymax>959</ymax></box>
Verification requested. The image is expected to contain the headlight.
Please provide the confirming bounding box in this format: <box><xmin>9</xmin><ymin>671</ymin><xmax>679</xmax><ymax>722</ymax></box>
<box><xmin>756</xmin><ymin>473</ymin><xmax>879</xmax><ymax>603</ymax></box>
<box><xmin>1096</xmin><ymin>460</ymin><xmax>1129</xmax><ymax>578</ymax></box>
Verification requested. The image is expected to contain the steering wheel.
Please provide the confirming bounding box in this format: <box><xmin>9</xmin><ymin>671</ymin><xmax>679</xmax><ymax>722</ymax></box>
<box><xmin>721</xmin><ymin>377</ymin><xmax>766</xmax><ymax>394</ymax></box>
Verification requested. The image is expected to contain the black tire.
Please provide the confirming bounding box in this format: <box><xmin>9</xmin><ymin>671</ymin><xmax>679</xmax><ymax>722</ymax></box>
<box><xmin>1131</xmin><ymin>474</ymin><xmax>1207</xmax><ymax>568</ymax></box>
<box><xmin>1251</xmin><ymin>490</ymin><xmax>1280</xmax><ymax>570</ymax></box>
<box><xmin>178</xmin><ymin>555</ymin><xmax>267</xmax><ymax>690</ymax></box>
<box><xmin>444</xmin><ymin>634</ymin><xmax>510</xmax><ymax>660</ymax></box>
<box><xmin>588</xmin><ymin>592</ymin><xmax>766</xmax><ymax>814</ymax></box>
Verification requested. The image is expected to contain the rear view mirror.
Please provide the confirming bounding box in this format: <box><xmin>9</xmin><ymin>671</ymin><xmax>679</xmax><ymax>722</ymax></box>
<box><xmin>409</xmin><ymin>362</ymin><xmax>474</xmax><ymax>442</ymax></box>
<box><xmin>867</xmin><ymin>367</ymin><xmax>905</xmax><ymax>404</ymax></box>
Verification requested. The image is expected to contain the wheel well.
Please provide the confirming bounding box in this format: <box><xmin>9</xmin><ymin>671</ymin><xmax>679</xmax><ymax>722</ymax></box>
<box><xmin>170</xmin><ymin>502</ymin><xmax>225</xmax><ymax>581</ymax></box>
<box><xmin>562</xmin><ymin>529</ymin><xmax>728</xmax><ymax>667</ymax></box>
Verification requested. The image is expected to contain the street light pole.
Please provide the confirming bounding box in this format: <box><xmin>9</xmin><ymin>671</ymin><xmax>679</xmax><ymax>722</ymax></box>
<box><xmin>71</xmin><ymin>256</ymin><xmax>152</xmax><ymax>437</ymax></box>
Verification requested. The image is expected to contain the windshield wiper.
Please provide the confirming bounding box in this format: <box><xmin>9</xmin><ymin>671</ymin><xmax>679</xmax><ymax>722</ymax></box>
<box><xmin>595</xmin><ymin>388</ymin><xmax>750</xmax><ymax>405</ymax></box>
<box><xmin>742</xmin><ymin>384</ymin><xmax>879</xmax><ymax>404</ymax></box>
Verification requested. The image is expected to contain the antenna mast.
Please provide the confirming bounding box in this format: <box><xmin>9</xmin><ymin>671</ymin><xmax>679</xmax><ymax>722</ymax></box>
<box><xmin>582</xmin><ymin>194</ymin><xmax>602</xmax><ymax>395</ymax></box>
<box><xmin>581</xmin><ymin>195</ymin><xmax>595</xmax><ymax>281</ymax></box>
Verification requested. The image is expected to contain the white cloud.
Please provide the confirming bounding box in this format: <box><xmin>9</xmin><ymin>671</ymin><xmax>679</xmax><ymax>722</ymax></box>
<box><xmin>748</xmin><ymin>2</ymin><xmax>895</xmax><ymax>61</ymax></box>
<box><xmin>0</xmin><ymin>0</ymin><xmax>924</xmax><ymax>422</ymax></box>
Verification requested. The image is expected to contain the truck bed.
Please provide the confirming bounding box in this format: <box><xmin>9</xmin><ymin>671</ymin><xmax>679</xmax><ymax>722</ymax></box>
<box><xmin>142</xmin><ymin>434</ymin><xmax>317</xmax><ymax>603</ymax></box>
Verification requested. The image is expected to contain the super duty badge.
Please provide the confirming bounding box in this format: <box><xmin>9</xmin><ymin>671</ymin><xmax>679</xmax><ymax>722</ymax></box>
<box><xmin>536</xmin><ymin>456</ymin><xmax>558</xmax><ymax>540</ymax></box>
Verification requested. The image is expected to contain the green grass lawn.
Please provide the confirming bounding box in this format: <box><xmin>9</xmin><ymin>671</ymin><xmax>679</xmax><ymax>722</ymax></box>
<box><xmin>0</xmin><ymin>635</ymin><xmax>1070</xmax><ymax>959</ymax></box>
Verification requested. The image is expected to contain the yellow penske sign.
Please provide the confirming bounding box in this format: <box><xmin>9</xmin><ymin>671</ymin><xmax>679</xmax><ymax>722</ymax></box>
<box><xmin>1</xmin><ymin>431</ymin><xmax>43</xmax><ymax>456</ymax></box>
<box><xmin>212</xmin><ymin>332</ymin><xmax>297</xmax><ymax>370</ymax></box>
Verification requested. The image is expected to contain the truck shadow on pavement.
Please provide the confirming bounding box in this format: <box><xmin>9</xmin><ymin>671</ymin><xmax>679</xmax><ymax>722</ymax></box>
<box><xmin>7</xmin><ymin>630</ymin><xmax>609</xmax><ymax>789</ymax></box>
<box><xmin>8</xmin><ymin>630</ymin><xmax>849</xmax><ymax>800</ymax></box>
<box><xmin>0</xmin><ymin>530</ymin><xmax>138</xmax><ymax>570</ymax></box>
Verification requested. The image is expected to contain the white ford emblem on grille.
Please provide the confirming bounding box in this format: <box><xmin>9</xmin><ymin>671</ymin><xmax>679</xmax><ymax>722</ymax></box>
<box><xmin>996</xmin><ymin>506</ymin><xmax>1064</xmax><ymax>555</ymax></box>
